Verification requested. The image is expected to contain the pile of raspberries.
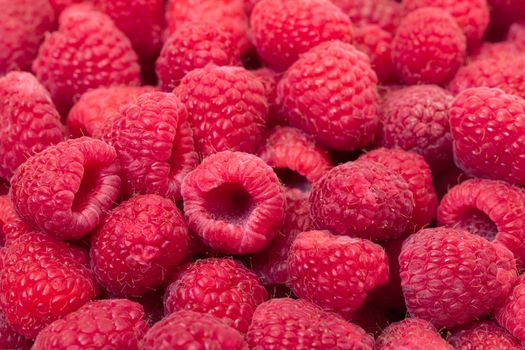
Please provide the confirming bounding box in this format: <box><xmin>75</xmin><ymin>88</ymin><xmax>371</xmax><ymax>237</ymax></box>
<box><xmin>2</xmin><ymin>0</ymin><xmax>525</xmax><ymax>349</ymax></box>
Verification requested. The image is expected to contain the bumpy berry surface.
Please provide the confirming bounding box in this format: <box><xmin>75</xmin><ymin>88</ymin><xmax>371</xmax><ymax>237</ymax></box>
<box><xmin>277</xmin><ymin>41</ymin><xmax>379</xmax><ymax>151</ymax></box>
<box><xmin>399</xmin><ymin>227</ymin><xmax>517</xmax><ymax>328</ymax></box>
<box><xmin>376</xmin><ymin>318</ymin><xmax>453</xmax><ymax>350</ymax></box>
<box><xmin>371</xmin><ymin>238</ymin><xmax>405</xmax><ymax>310</ymax></box>
<box><xmin>354</xmin><ymin>24</ymin><xmax>396</xmax><ymax>83</ymax></box>
<box><xmin>0</xmin><ymin>195</ymin><xmax>33</xmax><ymax>245</ymax></box>
<box><xmin>0</xmin><ymin>310</ymin><xmax>31</xmax><ymax>350</ymax></box>
<box><xmin>496</xmin><ymin>275</ymin><xmax>525</xmax><ymax>343</ymax></box>
<box><xmin>331</xmin><ymin>0</ymin><xmax>401</xmax><ymax>33</ymax></box>
<box><xmin>164</xmin><ymin>258</ymin><xmax>268</xmax><ymax>333</ymax></box>
<box><xmin>469</xmin><ymin>42</ymin><xmax>524</xmax><ymax>62</ymax></box>
<box><xmin>449</xmin><ymin>320</ymin><xmax>522</xmax><ymax>350</ymax></box>
<box><xmin>252</xmin><ymin>68</ymin><xmax>284</xmax><ymax>127</ymax></box>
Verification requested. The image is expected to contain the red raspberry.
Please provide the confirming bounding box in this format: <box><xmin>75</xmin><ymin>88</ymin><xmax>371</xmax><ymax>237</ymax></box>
<box><xmin>354</xmin><ymin>25</ymin><xmax>396</xmax><ymax>84</ymax></box>
<box><xmin>496</xmin><ymin>275</ymin><xmax>525</xmax><ymax>343</ymax></box>
<box><xmin>181</xmin><ymin>151</ymin><xmax>285</xmax><ymax>254</ymax></box>
<box><xmin>0</xmin><ymin>72</ymin><xmax>64</xmax><ymax>180</ymax></box>
<box><xmin>376</xmin><ymin>318</ymin><xmax>453</xmax><ymax>350</ymax></box>
<box><xmin>164</xmin><ymin>258</ymin><xmax>268</xmax><ymax>332</ymax></box>
<box><xmin>310</xmin><ymin>160</ymin><xmax>414</xmax><ymax>241</ymax></box>
<box><xmin>392</xmin><ymin>8</ymin><xmax>466</xmax><ymax>85</ymax></box>
<box><xmin>48</xmin><ymin>0</ymin><xmax>82</xmax><ymax>16</ymax></box>
<box><xmin>157</xmin><ymin>22</ymin><xmax>241</xmax><ymax>91</ymax></box>
<box><xmin>33</xmin><ymin>299</ymin><xmax>148</xmax><ymax>350</ymax></box>
<box><xmin>371</xmin><ymin>238</ymin><xmax>405</xmax><ymax>310</ymax></box>
<box><xmin>11</xmin><ymin>137</ymin><xmax>121</xmax><ymax>240</ymax></box>
<box><xmin>251</xmin><ymin>68</ymin><xmax>284</xmax><ymax>127</ymax></box>
<box><xmin>0</xmin><ymin>195</ymin><xmax>33</xmax><ymax>245</ymax></box>
<box><xmin>250</xmin><ymin>0</ymin><xmax>353</xmax><ymax>71</ymax></box>
<box><xmin>277</xmin><ymin>41</ymin><xmax>380</xmax><ymax>151</ymax></box>
<box><xmin>99</xmin><ymin>92</ymin><xmax>198</xmax><ymax>201</ymax></box>
<box><xmin>399</xmin><ymin>227</ymin><xmax>517</xmax><ymax>328</ymax></box>
<box><xmin>508</xmin><ymin>21</ymin><xmax>525</xmax><ymax>50</ymax></box>
<box><xmin>469</xmin><ymin>42</ymin><xmax>524</xmax><ymax>62</ymax></box>
<box><xmin>449</xmin><ymin>87</ymin><xmax>525</xmax><ymax>184</ymax></box>
<box><xmin>288</xmin><ymin>230</ymin><xmax>389</xmax><ymax>316</ymax></box>
<box><xmin>0</xmin><ymin>310</ymin><xmax>31</xmax><ymax>350</ymax></box>
<box><xmin>247</xmin><ymin>298</ymin><xmax>375</xmax><ymax>350</ymax></box>
<box><xmin>332</xmin><ymin>0</ymin><xmax>402</xmax><ymax>33</ymax></box>
<box><xmin>0</xmin><ymin>233</ymin><xmax>98</xmax><ymax>338</ymax></box>
<box><xmin>449</xmin><ymin>320</ymin><xmax>522</xmax><ymax>350</ymax></box>
<box><xmin>32</xmin><ymin>4</ymin><xmax>141</xmax><ymax>115</ymax></box>
<box><xmin>141</xmin><ymin>310</ymin><xmax>247</xmax><ymax>350</ymax></box>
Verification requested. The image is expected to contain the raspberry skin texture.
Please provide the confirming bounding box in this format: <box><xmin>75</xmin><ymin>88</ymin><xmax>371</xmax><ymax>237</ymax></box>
<box><xmin>0</xmin><ymin>233</ymin><xmax>98</xmax><ymax>338</ymax></box>
<box><xmin>140</xmin><ymin>310</ymin><xmax>248</xmax><ymax>350</ymax></box>
<box><xmin>496</xmin><ymin>275</ymin><xmax>525</xmax><ymax>343</ymax></box>
<box><xmin>247</xmin><ymin>298</ymin><xmax>374</xmax><ymax>350</ymax></box>
<box><xmin>181</xmin><ymin>151</ymin><xmax>285</xmax><ymax>254</ymax></box>
<box><xmin>157</xmin><ymin>22</ymin><xmax>241</xmax><ymax>92</ymax></box>
<box><xmin>32</xmin><ymin>5</ymin><xmax>141</xmax><ymax>116</ymax></box>
<box><xmin>0</xmin><ymin>195</ymin><xmax>33</xmax><ymax>245</ymax></box>
<box><xmin>449</xmin><ymin>320</ymin><xmax>522</xmax><ymax>350</ymax></box>
<box><xmin>331</xmin><ymin>0</ymin><xmax>402</xmax><ymax>33</ymax></box>
<box><xmin>469</xmin><ymin>42</ymin><xmax>524</xmax><ymax>62</ymax></box>
<box><xmin>33</xmin><ymin>299</ymin><xmax>148</xmax><ymax>350</ymax></box>
<box><xmin>277</xmin><ymin>41</ymin><xmax>380</xmax><ymax>151</ymax></box>
<box><xmin>354</xmin><ymin>25</ymin><xmax>396</xmax><ymax>84</ymax></box>
<box><xmin>310</xmin><ymin>160</ymin><xmax>414</xmax><ymax>241</ymax></box>
<box><xmin>0</xmin><ymin>72</ymin><xmax>64</xmax><ymax>180</ymax></box>
<box><xmin>91</xmin><ymin>195</ymin><xmax>189</xmax><ymax>297</ymax></box>
<box><xmin>377</xmin><ymin>84</ymin><xmax>453</xmax><ymax>173</ymax></box>
<box><xmin>376</xmin><ymin>318</ymin><xmax>453</xmax><ymax>350</ymax></box>
<box><xmin>449</xmin><ymin>87</ymin><xmax>525</xmax><ymax>184</ymax></box>
<box><xmin>392</xmin><ymin>8</ymin><xmax>466</xmax><ymax>85</ymax></box>
<box><xmin>250</xmin><ymin>0</ymin><xmax>353</xmax><ymax>72</ymax></box>
<box><xmin>164</xmin><ymin>258</ymin><xmax>268</xmax><ymax>333</ymax></box>
<box><xmin>288</xmin><ymin>230</ymin><xmax>389</xmax><ymax>316</ymax></box>
<box><xmin>251</xmin><ymin>68</ymin><xmax>285</xmax><ymax>127</ymax></box>
<box><xmin>0</xmin><ymin>310</ymin><xmax>31</xmax><ymax>350</ymax></box>
<box><xmin>399</xmin><ymin>227</ymin><xmax>518</xmax><ymax>328</ymax></box>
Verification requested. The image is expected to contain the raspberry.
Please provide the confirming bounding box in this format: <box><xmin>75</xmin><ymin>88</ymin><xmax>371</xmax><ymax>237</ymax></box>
<box><xmin>33</xmin><ymin>299</ymin><xmax>148</xmax><ymax>349</ymax></box>
<box><xmin>99</xmin><ymin>92</ymin><xmax>198</xmax><ymax>201</ymax></box>
<box><xmin>11</xmin><ymin>137</ymin><xmax>121</xmax><ymax>240</ymax></box>
<box><xmin>175</xmin><ymin>66</ymin><xmax>268</xmax><ymax>157</ymax></box>
<box><xmin>67</xmin><ymin>85</ymin><xmax>157</xmax><ymax>138</ymax></box>
<box><xmin>508</xmin><ymin>21</ymin><xmax>525</xmax><ymax>50</ymax></box>
<box><xmin>371</xmin><ymin>239</ymin><xmax>405</xmax><ymax>311</ymax></box>
<box><xmin>181</xmin><ymin>151</ymin><xmax>285</xmax><ymax>254</ymax></box>
<box><xmin>310</xmin><ymin>160</ymin><xmax>414</xmax><ymax>241</ymax></box>
<box><xmin>288</xmin><ymin>230</ymin><xmax>389</xmax><ymax>316</ymax></box>
<box><xmin>48</xmin><ymin>0</ymin><xmax>82</xmax><ymax>16</ymax></box>
<box><xmin>251</xmin><ymin>68</ymin><xmax>284</xmax><ymax>127</ymax></box>
<box><xmin>140</xmin><ymin>310</ymin><xmax>248</xmax><ymax>350</ymax></box>
<box><xmin>250</xmin><ymin>0</ymin><xmax>353</xmax><ymax>71</ymax></box>
<box><xmin>496</xmin><ymin>275</ymin><xmax>525</xmax><ymax>343</ymax></box>
<box><xmin>0</xmin><ymin>233</ymin><xmax>98</xmax><ymax>338</ymax></box>
<box><xmin>354</xmin><ymin>25</ymin><xmax>396</xmax><ymax>84</ymax></box>
<box><xmin>469</xmin><ymin>42</ymin><xmax>524</xmax><ymax>62</ymax></box>
<box><xmin>164</xmin><ymin>258</ymin><xmax>268</xmax><ymax>332</ymax></box>
<box><xmin>332</xmin><ymin>0</ymin><xmax>402</xmax><ymax>33</ymax></box>
<box><xmin>449</xmin><ymin>87</ymin><xmax>525</xmax><ymax>184</ymax></box>
<box><xmin>0</xmin><ymin>72</ymin><xmax>64</xmax><ymax>180</ymax></box>
<box><xmin>399</xmin><ymin>227</ymin><xmax>517</xmax><ymax>328</ymax></box>
<box><xmin>449</xmin><ymin>320</ymin><xmax>522</xmax><ymax>350</ymax></box>
<box><xmin>392</xmin><ymin>8</ymin><xmax>466</xmax><ymax>85</ymax></box>
<box><xmin>32</xmin><ymin>4</ymin><xmax>141</xmax><ymax>115</ymax></box>
<box><xmin>91</xmin><ymin>195</ymin><xmax>189</xmax><ymax>297</ymax></box>
<box><xmin>0</xmin><ymin>310</ymin><xmax>31</xmax><ymax>350</ymax></box>
<box><xmin>0</xmin><ymin>195</ymin><xmax>33</xmax><ymax>245</ymax></box>
<box><xmin>247</xmin><ymin>298</ymin><xmax>375</xmax><ymax>350</ymax></box>
<box><xmin>277</xmin><ymin>41</ymin><xmax>380</xmax><ymax>151</ymax></box>
<box><xmin>376</xmin><ymin>318</ymin><xmax>453</xmax><ymax>350</ymax></box>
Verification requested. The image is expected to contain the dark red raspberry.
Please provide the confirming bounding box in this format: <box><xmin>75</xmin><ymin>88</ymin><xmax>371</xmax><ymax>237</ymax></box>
<box><xmin>0</xmin><ymin>72</ymin><xmax>64</xmax><ymax>180</ymax></box>
<box><xmin>469</xmin><ymin>42</ymin><xmax>524</xmax><ymax>62</ymax></box>
<box><xmin>141</xmin><ymin>310</ymin><xmax>247</xmax><ymax>350</ymax></box>
<box><xmin>508</xmin><ymin>21</ymin><xmax>525</xmax><ymax>50</ymax></box>
<box><xmin>0</xmin><ymin>310</ymin><xmax>31</xmax><ymax>350</ymax></box>
<box><xmin>399</xmin><ymin>227</ymin><xmax>517</xmax><ymax>328</ymax></box>
<box><xmin>164</xmin><ymin>258</ymin><xmax>268</xmax><ymax>332</ymax></box>
<box><xmin>332</xmin><ymin>0</ymin><xmax>402</xmax><ymax>33</ymax></box>
<box><xmin>251</xmin><ymin>68</ymin><xmax>284</xmax><ymax>127</ymax></box>
<box><xmin>376</xmin><ymin>318</ymin><xmax>453</xmax><ymax>350</ymax></box>
<box><xmin>371</xmin><ymin>238</ymin><xmax>405</xmax><ymax>310</ymax></box>
<box><xmin>377</xmin><ymin>85</ymin><xmax>453</xmax><ymax>173</ymax></box>
<box><xmin>247</xmin><ymin>298</ymin><xmax>374</xmax><ymax>350</ymax></box>
<box><xmin>488</xmin><ymin>0</ymin><xmax>525</xmax><ymax>38</ymax></box>
<box><xmin>392</xmin><ymin>7</ymin><xmax>466</xmax><ymax>85</ymax></box>
<box><xmin>99</xmin><ymin>92</ymin><xmax>198</xmax><ymax>201</ymax></box>
<box><xmin>11</xmin><ymin>137</ymin><xmax>121</xmax><ymax>240</ymax></box>
<box><xmin>181</xmin><ymin>151</ymin><xmax>285</xmax><ymax>254</ymax></box>
<box><xmin>449</xmin><ymin>87</ymin><xmax>525</xmax><ymax>184</ymax></box>
<box><xmin>277</xmin><ymin>41</ymin><xmax>380</xmax><ymax>151</ymax></box>
<box><xmin>496</xmin><ymin>275</ymin><xmax>525</xmax><ymax>343</ymax></box>
<box><xmin>450</xmin><ymin>320</ymin><xmax>522</xmax><ymax>350</ymax></box>
<box><xmin>250</xmin><ymin>0</ymin><xmax>353</xmax><ymax>71</ymax></box>
<box><xmin>288</xmin><ymin>230</ymin><xmax>389</xmax><ymax>316</ymax></box>
<box><xmin>354</xmin><ymin>25</ymin><xmax>396</xmax><ymax>84</ymax></box>
<box><xmin>32</xmin><ymin>4</ymin><xmax>141</xmax><ymax>115</ymax></box>
<box><xmin>48</xmin><ymin>0</ymin><xmax>82</xmax><ymax>16</ymax></box>
<box><xmin>310</xmin><ymin>160</ymin><xmax>414</xmax><ymax>241</ymax></box>
<box><xmin>33</xmin><ymin>299</ymin><xmax>148</xmax><ymax>350</ymax></box>
<box><xmin>0</xmin><ymin>233</ymin><xmax>98</xmax><ymax>338</ymax></box>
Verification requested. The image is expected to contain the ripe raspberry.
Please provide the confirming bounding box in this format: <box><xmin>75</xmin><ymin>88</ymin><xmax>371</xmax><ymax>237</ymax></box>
<box><xmin>376</xmin><ymin>318</ymin><xmax>453</xmax><ymax>350</ymax></box>
<box><xmin>99</xmin><ymin>92</ymin><xmax>198</xmax><ymax>201</ymax></box>
<box><xmin>11</xmin><ymin>137</ymin><xmax>121</xmax><ymax>240</ymax></box>
<box><xmin>250</xmin><ymin>0</ymin><xmax>353</xmax><ymax>71</ymax></box>
<box><xmin>469</xmin><ymin>42</ymin><xmax>524</xmax><ymax>62</ymax></box>
<box><xmin>399</xmin><ymin>227</ymin><xmax>517</xmax><ymax>328</ymax></box>
<box><xmin>251</xmin><ymin>68</ymin><xmax>284</xmax><ymax>127</ymax></box>
<box><xmin>288</xmin><ymin>230</ymin><xmax>389</xmax><ymax>316</ymax></box>
<box><xmin>371</xmin><ymin>239</ymin><xmax>405</xmax><ymax>310</ymax></box>
<box><xmin>0</xmin><ymin>72</ymin><xmax>64</xmax><ymax>180</ymax></box>
<box><xmin>354</xmin><ymin>25</ymin><xmax>396</xmax><ymax>84</ymax></box>
<box><xmin>33</xmin><ymin>299</ymin><xmax>148</xmax><ymax>350</ymax></box>
<box><xmin>32</xmin><ymin>4</ymin><xmax>141</xmax><ymax>115</ymax></box>
<box><xmin>310</xmin><ymin>160</ymin><xmax>413</xmax><ymax>241</ymax></box>
<box><xmin>164</xmin><ymin>258</ymin><xmax>268</xmax><ymax>332</ymax></box>
<box><xmin>181</xmin><ymin>151</ymin><xmax>285</xmax><ymax>254</ymax></box>
<box><xmin>0</xmin><ymin>233</ymin><xmax>98</xmax><ymax>338</ymax></box>
<box><xmin>496</xmin><ymin>275</ymin><xmax>525</xmax><ymax>343</ymax></box>
<box><xmin>508</xmin><ymin>21</ymin><xmax>525</xmax><ymax>50</ymax></box>
<box><xmin>141</xmin><ymin>310</ymin><xmax>247</xmax><ymax>350</ymax></box>
<box><xmin>277</xmin><ymin>41</ymin><xmax>380</xmax><ymax>151</ymax></box>
<box><xmin>48</xmin><ymin>0</ymin><xmax>82</xmax><ymax>16</ymax></box>
<box><xmin>449</xmin><ymin>87</ymin><xmax>525</xmax><ymax>184</ymax></box>
<box><xmin>0</xmin><ymin>310</ymin><xmax>31</xmax><ymax>350</ymax></box>
<box><xmin>332</xmin><ymin>0</ymin><xmax>402</xmax><ymax>33</ymax></box>
<box><xmin>247</xmin><ymin>298</ymin><xmax>374</xmax><ymax>350</ymax></box>
<box><xmin>449</xmin><ymin>320</ymin><xmax>522</xmax><ymax>350</ymax></box>
<box><xmin>0</xmin><ymin>195</ymin><xmax>33</xmax><ymax>245</ymax></box>
<box><xmin>392</xmin><ymin>8</ymin><xmax>466</xmax><ymax>85</ymax></box>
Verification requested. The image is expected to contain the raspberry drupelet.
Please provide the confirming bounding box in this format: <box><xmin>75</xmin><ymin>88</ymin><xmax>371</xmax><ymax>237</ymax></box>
<box><xmin>449</xmin><ymin>320</ymin><xmax>522</xmax><ymax>350</ymax></box>
<box><xmin>0</xmin><ymin>310</ymin><xmax>31</xmax><ymax>350</ymax></box>
<box><xmin>331</xmin><ymin>0</ymin><xmax>402</xmax><ymax>33</ymax></box>
<box><xmin>376</xmin><ymin>318</ymin><xmax>453</xmax><ymax>350</ymax></box>
<box><xmin>496</xmin><ymin>275</ymin><xmax>525</xmax><ymax>344</ymax></box>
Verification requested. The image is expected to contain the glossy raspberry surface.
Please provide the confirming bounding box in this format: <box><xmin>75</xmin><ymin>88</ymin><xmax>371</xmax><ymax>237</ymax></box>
<box><xmin>354</xmin><ymin>24</ymin><xmax>396</xmax><ymax>83</ymax></box>
<box><xmin>496</xmin><ymin>275</ymin><xmax>525</xmax><ymax>343</ymax></box>
<box><xmin>469</xmin><ymin>42</ymin><xmax>524</xmax><ymax>62</ymax></box>
<box><xmin>0</xmin><ymin>195</ymin><xmax>33</xmax><ymax>245</ymax></box>
<box><xmin>376</xmin><ymin>318</ymin><xmax>453</xmax><ymax>350</ymax></box>
<box><xmin>450</xmin><ymin>320</ymin><xmax>522</xmax><ymax>350</ymax></box>
<box><xmin>0</xmin><ymin>310</ymin><xmax>31</xmax><ymax>350</ymax></box>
